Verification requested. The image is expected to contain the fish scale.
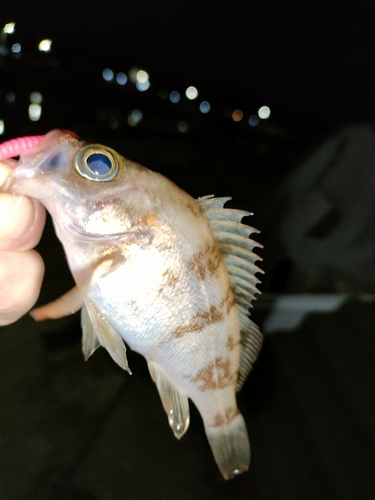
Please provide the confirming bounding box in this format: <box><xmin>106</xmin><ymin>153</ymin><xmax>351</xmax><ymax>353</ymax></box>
<box><xmin>1</xmin><ymin>129</ymin><xmax>263</xmax><ymax>480</ymax></box>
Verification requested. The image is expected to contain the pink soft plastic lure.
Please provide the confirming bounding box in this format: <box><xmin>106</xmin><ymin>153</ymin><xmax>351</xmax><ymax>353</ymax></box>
<box><xmin>0</xmin><ymin>130</ymin><xmax>77</xmax><ymax>161</ymax></box>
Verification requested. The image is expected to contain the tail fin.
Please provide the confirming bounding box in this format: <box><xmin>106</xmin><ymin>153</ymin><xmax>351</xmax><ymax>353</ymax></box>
<box><xmin>205</xmin><ymin>413</ymin><xmax>250</xmax><ymax>479</ymax></box>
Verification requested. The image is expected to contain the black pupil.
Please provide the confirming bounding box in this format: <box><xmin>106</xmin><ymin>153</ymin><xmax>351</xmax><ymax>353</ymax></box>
<box><xmin>87</xmin><ymin>153</ymin><xmax>112</xmax><ymax>175</ymax></box>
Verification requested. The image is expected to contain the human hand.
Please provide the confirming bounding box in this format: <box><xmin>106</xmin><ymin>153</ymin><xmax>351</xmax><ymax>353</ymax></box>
<box><xmin>0</xmin><ymin>160</ymin><xmax>46</xmax><ymax>325</ymax></box>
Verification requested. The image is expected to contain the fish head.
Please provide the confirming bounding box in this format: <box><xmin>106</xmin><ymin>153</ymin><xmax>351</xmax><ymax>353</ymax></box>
<box><xmin>4</xmin><ymin>129</ymin><xmax>145</xmax><ymax>239</ymax></box>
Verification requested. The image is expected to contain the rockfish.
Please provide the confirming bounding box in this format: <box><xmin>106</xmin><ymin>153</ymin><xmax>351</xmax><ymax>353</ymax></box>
<box><xmin>1</xmin><ymin>130</ymin><xmax>263</xmax><ymax>479</ymax></box>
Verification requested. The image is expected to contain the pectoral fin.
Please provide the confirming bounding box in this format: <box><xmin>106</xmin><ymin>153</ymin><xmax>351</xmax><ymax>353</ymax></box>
<box><xmin>30</xmin><ymin>253</ymin><xmax>123</xmax><ymax>321</ymax></box>
<box><xmin>30</xmin><ymin>284</ymin><xmax>86</xmax><ymax>320</ymax></box>
<box><xmin>148</xmin><ymin>361</ymin><xmax>190</xmax><ymax>439</ymax></box>
<box><xmin>83</xmin><ymin>299</ymin><xmax>131</xmax><ymax>374</ymax></box>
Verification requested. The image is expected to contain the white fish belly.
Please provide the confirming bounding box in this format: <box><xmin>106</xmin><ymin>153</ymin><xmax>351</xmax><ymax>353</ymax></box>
<box><xmin>89</xmin><ymin>239</ymin><xmax>242</xmax><ymax>417</ymax></box>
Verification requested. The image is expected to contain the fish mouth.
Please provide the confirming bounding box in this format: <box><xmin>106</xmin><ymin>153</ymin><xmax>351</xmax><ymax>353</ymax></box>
<box><xmin>58</xmin><ymin>220</ymin><xmax>152</xmax><ymax>247</ymax></box>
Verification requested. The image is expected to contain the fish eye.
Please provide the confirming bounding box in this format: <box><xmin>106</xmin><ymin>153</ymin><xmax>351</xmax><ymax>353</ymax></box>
<box><xmin>86</xmin><ymin>153</ymin><xmax>112</xmax><ymax>175</ymax></box>
<box><xmin>75</xmin><ymin>145</ymin><xmax>123</xmax><ymax>181</ymax></box>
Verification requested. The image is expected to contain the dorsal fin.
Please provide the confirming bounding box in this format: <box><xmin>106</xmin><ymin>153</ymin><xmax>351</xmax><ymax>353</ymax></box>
<box><xmin>196</xmin><ymin>195</ymin><xmax>263</xmax><ymax>391</ymax></box>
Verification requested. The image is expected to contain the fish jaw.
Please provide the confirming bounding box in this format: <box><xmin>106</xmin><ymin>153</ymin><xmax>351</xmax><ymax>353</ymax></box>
<box><xmin>2</xmin><ymin>131</ymin><xmax>79</xmax><ymax>209</ymax></box>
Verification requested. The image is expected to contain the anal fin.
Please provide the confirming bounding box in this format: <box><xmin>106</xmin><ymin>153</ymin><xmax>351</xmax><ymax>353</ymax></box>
<box><xmin>148</xmin><ymin>361</ymin><xmax>190</xmax><ymax>439</ymax></box>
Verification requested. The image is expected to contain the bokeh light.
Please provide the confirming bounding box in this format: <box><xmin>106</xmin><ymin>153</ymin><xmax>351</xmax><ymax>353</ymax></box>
<box><xmin>29</xmin><ymin>104</ymin><xmax>41</xmax><ymax>121</ymax></box>
<box><xmin>128</xmin><ymin>109</ymin><xmax>143</xmax><ymax>126</ymax></box>
<box><xmin>169</xmin><ymin>91</ymin><xmax>180</xmax><ymax>103</ymax></box>
<box><xmin>136</xmin><ymin>80</ymin><xmax>150</xmax><ymax>91</ymax></box>
<box><xmin>5</xmin><ymin>92</ymin><xmax>15</xmax><ymax>103</ymax></box>
<box><xmin>136</xmin><ymin>70</ymin><xmax>149</xmax><ymax>83</ymax></box>
<box><xmin>11</xmin><ymin>43</ymin><xmax>21</xmax><ymax>54</ymax></box>
<box><xmin>177</xmin><ymin>121</ymin><xmax>188</xmax><ymax>133</ymax></box>
<box><xmin>199</xmin><ymin>101</ymin><xmax>211</xmax><ymax>113</ymax></box>
<box><xmin>0</xmin><ymin>120</ymin><xmax>4</xmax><ymax>134</ymax></box>
<box><xmin>185</xmin><ymin>86</ymin><xmax>198</xmax><ymax>100</ymax></box>
<box><xmin>232</xmin><ymin>110</ymin><xmax>243</xmax><ymax>122</ymax></box>
<box><xmin>108</xmin><ymin>118</ymin><xmax>119</xmax><ymax>130</ymax></box>
<box><xmin>248</xmin><ymin>115</ymin><xmax>260</xmax><ymax>127</ymax></box>
<box><xmin>102</xmin><ymin>68</ymin><xmax>114</xmax><ymax>81</ymax></box>
<box><xmin>30</xmin><ymin>92</ymin><xmax>42</xmax><ymax>104</ymax></box>
<box><xmin>116</xmin><ymin>72</ymin><xmax>127</xmax><ymax>85</ymax></box>
<box><xmin>38</xmin><ymin>39</ymin><xmax>52</xmax><ymax>52</ymax></box>
<box><xmin>258</xmin><ymin>105</ymin><xmax>271</xmax><ymax>119</ymax></box>
<box><xmin>3</xmin><ymin>23</ymin><xmax>15</xmax><ymax>34</ymax></box>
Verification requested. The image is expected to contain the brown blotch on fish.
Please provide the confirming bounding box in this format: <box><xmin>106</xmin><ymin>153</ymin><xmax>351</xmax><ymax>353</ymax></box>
<box><xmin>211</xmin><ymin>407</ymin><xmax>240</xmax><ymax>427</ymax></box>
<box><xmin>188</xmin><ymin>242</ymin><xmax>222</xmax><ymax>281</ymax></box>
<box><xmin>187</xmin><ymin>356</ymin><xmax>234</xmax><ymax>391</ymax></box>
<box><xmin>186</xmin><ymin>201</ymin><xmax>201</xmax><ymax>218</ymax></box>
<box><xmin>220</xmin><ymin>287</ymin><xmax>236</xmax><ymax>314</ymax></box>
<box><xmin>156</xmin><ymin>268</ymin><xmax>180</xmax><ymax>298</ymax></box>
<box><xmin>226</xmin><ymin>334</ymin><xmax>240</xmax><ymax>352</ymax></box>
<box><xmin>173</xmin><ymin>305</ymin><xmax>224</xmax><ymax>338</ymax></box>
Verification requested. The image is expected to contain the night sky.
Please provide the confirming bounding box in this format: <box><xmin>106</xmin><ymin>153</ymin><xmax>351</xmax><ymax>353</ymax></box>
<box><xmin>2</xmin><ymin>1</ymin><xmax>375</xmax><ymax>125</ymax></box>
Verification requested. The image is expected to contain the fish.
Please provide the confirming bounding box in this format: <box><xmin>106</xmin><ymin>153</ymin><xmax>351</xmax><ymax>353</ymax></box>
<box><xmin>2</xmin><ymin>129</ymin><xmax>263</xmax><ymax>479</ymax></box>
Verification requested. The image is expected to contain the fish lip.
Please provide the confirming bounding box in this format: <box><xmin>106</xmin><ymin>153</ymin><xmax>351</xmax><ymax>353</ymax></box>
<box><xmin>58</xmin><ymin>221</ymin><xmax>143</xmax><ymax>245</ymax></box>
<box><xmin>58</xmin><ymin>220</ymin><xmax>154</xmax><ymax>247</ymax></box>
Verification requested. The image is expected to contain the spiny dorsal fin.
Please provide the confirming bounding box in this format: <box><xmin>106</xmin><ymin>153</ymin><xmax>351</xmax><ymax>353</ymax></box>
<box><xmin>196</xmin><ymin>195</ymin><xmax>263</xmax><ymax>391</ymax></box>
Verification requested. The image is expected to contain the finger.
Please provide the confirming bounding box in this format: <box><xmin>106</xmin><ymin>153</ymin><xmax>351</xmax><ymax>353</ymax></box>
<box><xmin>0</xmin><ymin>159</ymin><xmax>17</xmax><ymax>185</ymax></box>
<box><xmin>0</xmin><ymin>159</ymin><xmax>46</xmax><ymax>251</ymax></box>
<box><xmin>0</xmin><ymin>250</ymin><xmax>45</xmax><ymax>326</ymax></box>
<box><xmin>0</xmin><ymin>194</ymin><xmax>46</xmax><ymax>251</ymax></box>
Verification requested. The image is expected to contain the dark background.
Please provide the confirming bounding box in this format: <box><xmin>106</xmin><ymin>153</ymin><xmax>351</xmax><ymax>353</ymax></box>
<box><xmin>1</xmin><ymin>3</ymin><xmax>375</xmax><ymax>499</ymax></box>
<box><xmin>3</xmin><ymin>0</ymin><xmax>375</xmax><ymax>126</ymax></box>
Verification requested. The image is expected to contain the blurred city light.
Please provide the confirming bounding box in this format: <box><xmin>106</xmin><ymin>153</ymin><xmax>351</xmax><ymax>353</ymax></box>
<box><xmin>170</xmin><ymin>91</ymin><xmax>180</xmax><ymax>103</ymax></box>
<box><xmin>11</xmin><ymin>43</ymin><xmax>21</xmax><ymax>53</ymax></box>
<box><xmin>116</xmin><ymin>72</ymin><xmax>127</xmax><ymax>85</ymax></box>
<box><xmin>177</xmin><ymin>121</ymin><xmax>188</xmax><ymax>133</ymax></box>
<box><xmin>128</xmin><ymin>109</ymin><xmax>143</xmax><ymax>126</ymax></box>
<box><xmin>29</xmin><ymin>104</ymin><xmax>42</xmax><ymax>121</ymax></box>
<box><xmin>108</xmin><ymin>118</ymin><xmax>119</xmax><ymax>129</ymax></box>
<box><xmin>232</xmin><ymin>109</ymin><xmax>243</xmax><ymax>122</ymax></box>
<box><xmin>185</xmin><ymin>86</ymin><xmax>198</xmax><ymax>100</ymax></box>
<box><xmin>102</xmin><ymin>68</ymin><xmax>114</xmax><ymax>81</ymax></box>
<box><xmin>199</xmin><ymin>101</ymin><xmax>210</xmax><ymax>113</ymax></box>
<box><xmin>38</xmin><ymin>39</ymin><xmax>52</xmax><ymax>52</ymax></box>
<box><xmin>30</xmin><ymin>92</ymin><xmax>42</xmax><ymax>104</ymax></box>
<box><xmin>136</xmin><ymin>70</ymin><xmax>149</xmax><ymax>83</ymax></box>
<box><xmin>258</xmin><ymin>105</ymin><xmax>271</xmax><ymax>119</ymax></box>
<box><xmin>3</xmin><ymin>23</ymin><xmax>15</xmax><ymax>34</ymax></box>
<box><xmin>136</xmin><ymin>80</ymin><xmax>150</xmax><ymax>91</ymax></box>
<box><xmin>5</xmin><ymin>92</ymin><xmax>15</xmax><ymax>103</ymax></box>
<box><xmin>248</xmin><ymin>114</ymin><xmax>260</xmax><ymax>126</ymax></box>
